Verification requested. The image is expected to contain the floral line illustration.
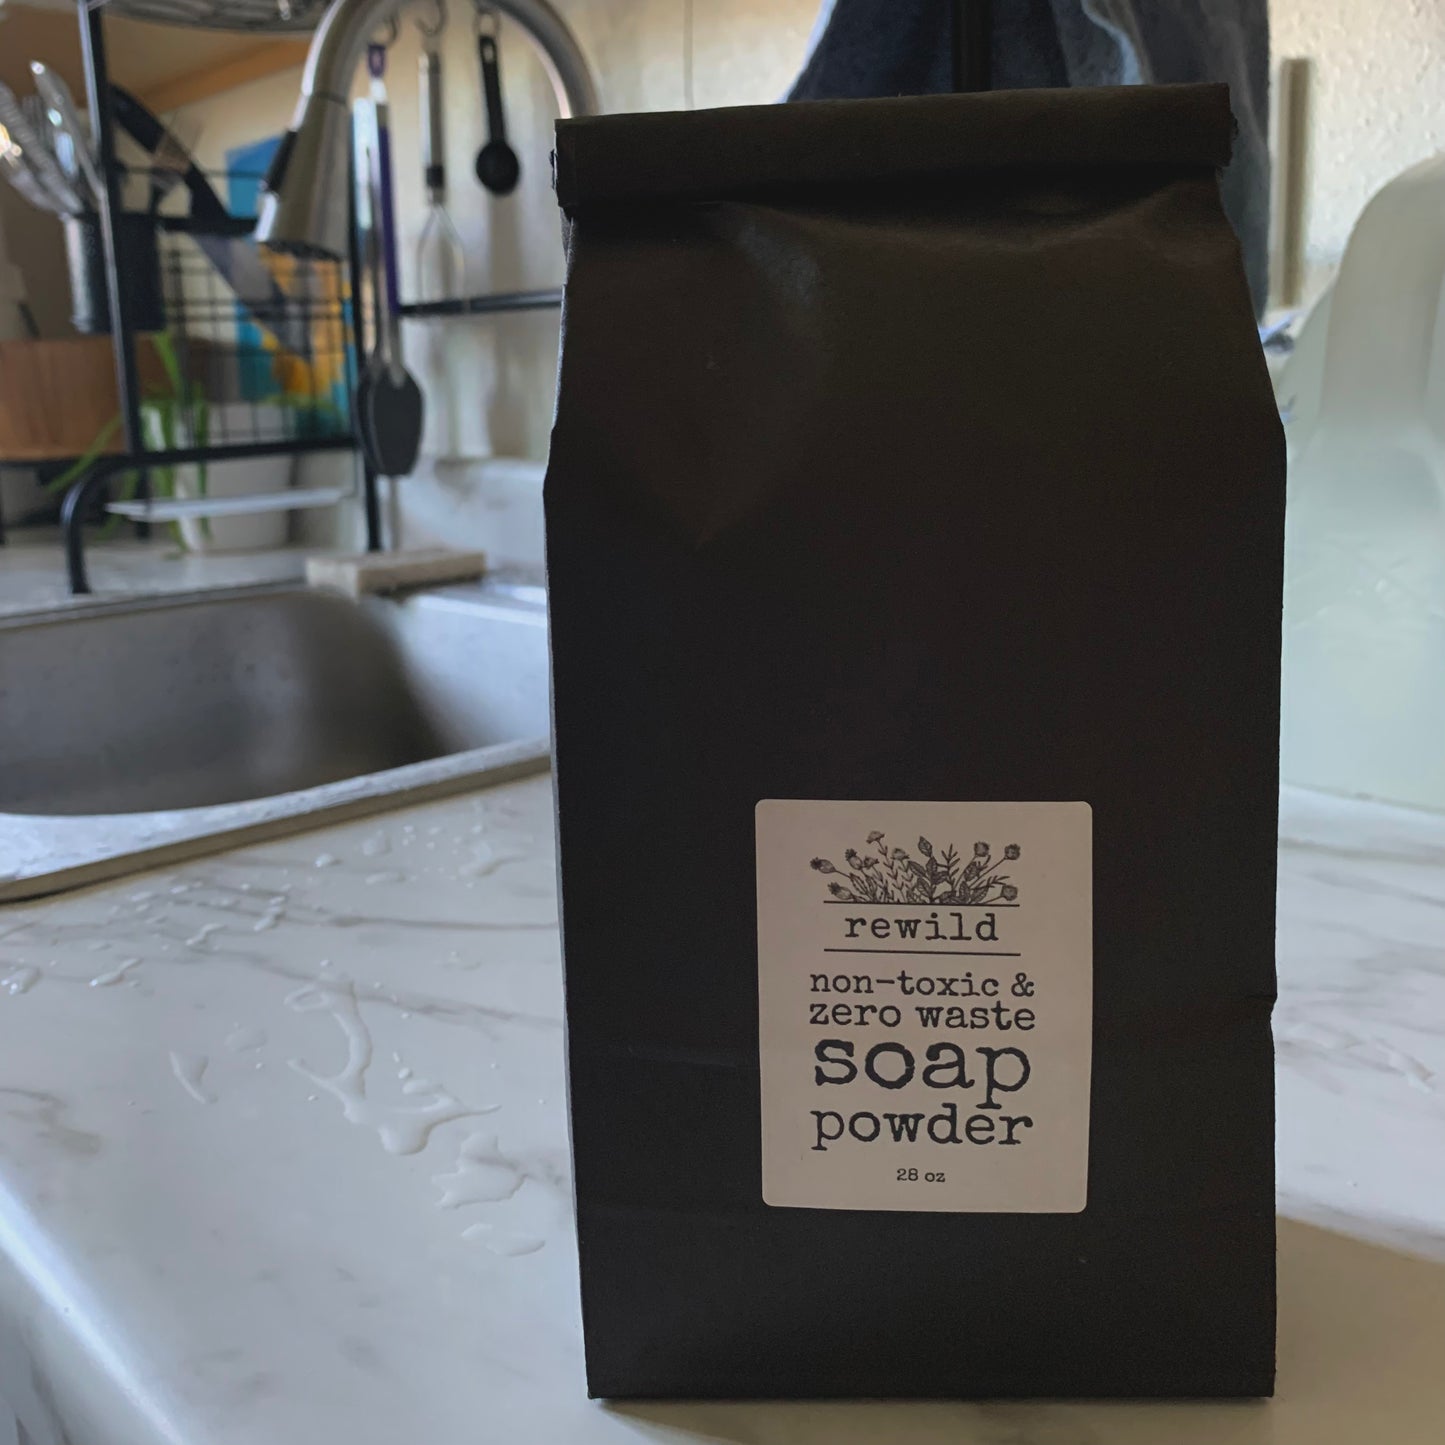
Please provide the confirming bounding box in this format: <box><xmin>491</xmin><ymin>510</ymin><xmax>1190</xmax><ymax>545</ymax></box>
<box><xmin>811</xmin><ymin>833</ymin><xmax>1020</xmax><ymax>905</ymax></box>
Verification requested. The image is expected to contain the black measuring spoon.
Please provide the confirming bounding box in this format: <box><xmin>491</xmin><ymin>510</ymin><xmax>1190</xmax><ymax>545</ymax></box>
<box><xmin>474</xmin><ymin>17</ymin><xmax>519</xmax><ymax>195</ymax></box>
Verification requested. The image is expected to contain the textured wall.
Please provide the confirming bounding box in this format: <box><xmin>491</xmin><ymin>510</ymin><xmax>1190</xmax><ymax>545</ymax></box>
<box><xmin>1273</xmin><ymin>0</ymin><xmax>1445</xmax><ymax>288</ymax></box>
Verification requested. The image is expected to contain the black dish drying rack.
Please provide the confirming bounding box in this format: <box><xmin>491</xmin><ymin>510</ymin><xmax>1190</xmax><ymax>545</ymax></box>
<box><xmin>60</xmin><ymin>0</ymin><xmax>373</xmax><ymax>594</ymax></box>
<box><xmin>60</xmin><ymin>0</ymin><xmax>571</xmax><ymax>593</ymax></box>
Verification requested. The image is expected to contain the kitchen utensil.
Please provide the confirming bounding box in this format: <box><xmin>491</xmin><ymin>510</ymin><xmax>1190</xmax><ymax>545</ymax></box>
<box><xmin>351</xmin><ymin>107</ymin><xmax>380</xmax><ymax>461</ymax></box>
<box><xmin>22</xmin><ymin>93</ymin><xmax>68</xmax><ymax>184</ymax></box>
<box><xmin>0</xmin><ymin>82</ymin><xmax>82</xmax><ymax>213</ymax></box>
<box><xmin>23</xmin><ymin>95</ymin><xmax>55</xmax><ymax>153</ymax></box>
<box><xmin>0</xmin><ymin>123</ymin><xmax>69</xmax><ymax>213</ymax></box>
<box><xmin>21</xmin><ymin>90</ymin><xmax>84</xmax><ymax>212</ymax></box>
<box><xmin>352</xmin><ymin>303</ymin><xmax>379</xmax><ymax>472</ymax></box>
<box><xmin>416</xmin><ymin>7</ymin><xmax>467</xmax><ymax>458</ymax></box>
<box><xmin>365</xmin><ymin>298</ymin><xmax>424</xmax><ymax>484</ymax></box>
<box><xmin>417</xmin><ymin>7</ymin><xmax>466</xmax><ymax>300</ymax></box>
<box><xmin>360</xmin><ymin>61</ymin><xmax>423</xmax><ymax>479</ymax></box>
<box><xmin>46</xmin><ymin>116</ymin><xmax>81</xmax><ymax>193</ymax></box>
<box><xmin>30</xmin><ymin>63</ymin><xmax>105</xmax><ymax>208</ymax></box>
<box><xmin>20</xmin><ymin>91</ymin><xmax>87</xmax><ymax>214</ymax></box>
<box><xmin>362</xmin><ymin>241</ymin><xmax>424</xmax><ymax>478</ymax></box>
<box><xmin>368</xmin><ymin>43</ymin><xmax>403</xmax><ymax>318</ymax></box>
<box><xmin>473</xmin><ymin>7</ymin><xmax>519</xmax><ymax>195</ymax></box>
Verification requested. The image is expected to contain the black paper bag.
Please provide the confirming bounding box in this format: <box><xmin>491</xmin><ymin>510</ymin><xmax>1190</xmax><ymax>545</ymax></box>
<box><xmin>546</xmin><ymin>84</ymin><xmax>1281</xmax><ymax>1401</ymax></box>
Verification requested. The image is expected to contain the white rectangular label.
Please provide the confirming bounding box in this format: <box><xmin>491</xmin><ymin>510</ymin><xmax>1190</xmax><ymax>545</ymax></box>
<box><xmin>757</xmin><ymin>799</ymin><xmax>1092</xmax><ymax>1213</ymax></box>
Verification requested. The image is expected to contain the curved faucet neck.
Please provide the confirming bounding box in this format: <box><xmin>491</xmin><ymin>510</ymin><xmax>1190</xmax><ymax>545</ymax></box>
<box><xmin>298</xmin><ymin>0</ymin><xmax>598</xmax><ymax>117</ymax></box>
<box><xmin>300</xmin><ymin>0</ymin><xmax>397</xmax><ymax>108</ymax></box>
<box><xmin>259</xmin><ymin>0</ymin><xmax>597</xmax><ymax>257</ymax></box>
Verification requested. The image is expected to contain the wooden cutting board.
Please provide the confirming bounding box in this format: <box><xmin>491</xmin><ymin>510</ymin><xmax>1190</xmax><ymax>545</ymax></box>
<box><xmin>0</xmin><ymin>335</ymin><xmax>224</xmax><ymax>464</ymax></box>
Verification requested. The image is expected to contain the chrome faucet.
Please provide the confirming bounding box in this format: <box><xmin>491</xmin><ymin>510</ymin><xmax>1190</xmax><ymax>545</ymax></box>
<box><xmin>256</xmin><ymin>0</ymin><xmax>598</xmax><ymax>259</ymax></box>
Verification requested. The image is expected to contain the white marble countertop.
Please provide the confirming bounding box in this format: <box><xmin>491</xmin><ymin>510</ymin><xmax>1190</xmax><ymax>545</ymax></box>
<box><xmin>0</xmin><ymin>540</ymin><xmax>310</xmax><ymax>621</ymax></box>
<box><xmin>0</xmin><ymin>774</ymin><xmax>1442</xmax><ymax>1444</ymax></box>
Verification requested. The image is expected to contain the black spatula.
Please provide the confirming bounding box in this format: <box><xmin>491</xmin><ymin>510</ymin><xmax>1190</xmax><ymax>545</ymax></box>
<box><xmin>361</xmin><ymin>88</ymin><xmax>423</xmax><ymax>478</ymax></box>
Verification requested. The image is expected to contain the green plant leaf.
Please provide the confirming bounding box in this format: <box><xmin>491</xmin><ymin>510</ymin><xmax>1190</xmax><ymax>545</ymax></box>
<box><xmin>41</xmin><ymin>416</ymin><xmax>122</xmax><ymax>496</ymax></box>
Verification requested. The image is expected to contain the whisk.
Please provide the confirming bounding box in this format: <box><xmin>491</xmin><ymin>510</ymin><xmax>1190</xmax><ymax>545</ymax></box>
<box><xmin>416</xmin><ymin>0</ymin><xmax>466</xmax><ymax>302</ymax></box>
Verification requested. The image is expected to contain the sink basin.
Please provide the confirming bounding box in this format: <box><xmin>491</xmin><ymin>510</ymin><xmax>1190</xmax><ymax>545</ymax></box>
<box><xmin>0</xmin><ymin>581</ymin><xmax>551</xmax><ymax>900</ymax></box>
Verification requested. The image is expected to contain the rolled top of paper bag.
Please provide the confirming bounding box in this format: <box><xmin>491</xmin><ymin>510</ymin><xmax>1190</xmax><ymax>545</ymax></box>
<box><xmin>553</xmin><ymin>83</ymin><xmax>1235</xmax><ymax>212</ymax></box>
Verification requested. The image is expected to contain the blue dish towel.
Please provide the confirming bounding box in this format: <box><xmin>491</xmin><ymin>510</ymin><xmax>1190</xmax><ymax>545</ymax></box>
<box><xmin>789</xmin><ymin>0</ymin><xmax>1269</xmax><ymax>315</ymax></box>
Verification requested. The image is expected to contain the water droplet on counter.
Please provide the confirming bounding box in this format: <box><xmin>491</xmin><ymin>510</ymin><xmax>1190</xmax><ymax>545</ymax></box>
<box><xmin>397</xmin><ymin>1066</ymin><xmax>413</xmax><ymax>1081</ymax></box>
<box><xmin>314</xmin><ymin>854</ymin><xmax>340</xmax><ymax>869</ymax></box>
<box><xmin>319</xmin><ymin>959</ymin><xmax>332</xmax><ymax>969</ymax></box>
<box><xmin>130</xmin><ymin>890</ymin><xmax>156</xmax><ymax>903</ymax></box>
<box><xmin>286</xmin><ymin>983</ymin><xmax>332</xmax><ymax>1014</ymax></box>
<box><xmin>459</xmin><ymin>1221</ymin><xmax>545</xmax><ymax>1256</ymax></box>
<box><xmin>253</xmin><ymin>912</ymin><xmax>282</xmax><ymax>933</ymax></box>
<box><xmin>458</xmin><ymin>845</ymin><xmax>525</xmax><ymax>879</ymax></box>
<box><xmin>489</xmin><ymin>1234</ymin><xmax>546</xmax><ymax>1257</ymax></box>
<box><xmin>2</xmin><ymin>967</ymin><xmax>41</xmax><ymax>997</ymax></box>
<box><xmin>361</xmin><ymin>833</ymin><xmax>390</xmax><ymax>858</ymax></box>
<box><xmin>402</xmin><ymin>1078</ymin><xmax>433</xmax><ymax>1096</ymax></box>
<box><xmin>225</xmin><ymin>1025</ymin><xmax>268</xmax><ymax>1054</ymax></box>
<box><xmin>365</xmin><ymin>871</ymin><xmax>404</xmax><ymax>887</ymax></box>
<box><xmin>186</xmin><ymin>923</ymin><xmax>224</xmax><ymax>950</ymax></box>
<box><xmin>87</xmin><ymin>940</ymin><xmax>109</xmax><ymax>953</ymax></box>
<box><xmin>285</xmin><ymin>980</ymin><xmax>496</xmax><ymax>1156</ymax></box>
<box><xmin>90</xmin><ymin>957</ymin><xmax>142</xmax><ymax>988</ymax></box>
<box><xmin>434</xmin><ymin>1133</ymin><xmax>525</xmax><ymax>1207</ymax></box>
<box><xmin>169</xmin><ymin>1051</ymin><xmax>214</xmax><ymax>1105</ymax></box>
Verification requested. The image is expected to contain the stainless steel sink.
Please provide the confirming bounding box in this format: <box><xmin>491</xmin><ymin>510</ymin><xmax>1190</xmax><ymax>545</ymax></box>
<box><xmin>0</xmin><ymin>581</ymin><xmax>550</xmax><ymax>900</ymax></box>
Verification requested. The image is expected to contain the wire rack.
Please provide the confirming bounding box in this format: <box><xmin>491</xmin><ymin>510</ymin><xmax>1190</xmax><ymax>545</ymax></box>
<box><xmin>96</xmin><ymin>0</ymin><xmax>328</xmax><ymax>32</ymax></box>
<box><xmin>151</xmin><ymin>221</ymin><xmax>357</xmax><ymax>450</ymax></box>
<box><xmin>61</xmin><ymin>5</ymin><xmax>369</xmax><ymax>595</ymax></box>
